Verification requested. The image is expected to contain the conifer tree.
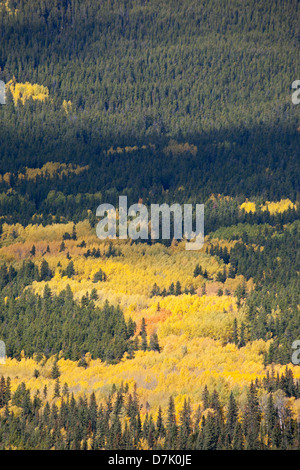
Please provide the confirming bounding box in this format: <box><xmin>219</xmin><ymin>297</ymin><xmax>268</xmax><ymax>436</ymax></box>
<box><xmin>51</xmin><ymin>362</ymin><xmax>60</xmax><ymax>380</ymax></box>
<box><xmin>202</xmin><ymin>385</ymin><xmax>210</xmax><ymax>410</ymax></box>
<box><xmin>226</xmin><ymin>392</ymin><xmax>238</xmax><ymax>445</ymax></box>
<box><xmin>156</xmin><ymin>406</ymin><xmax>165</xmax><ymax>439</ymax></box>
<box><xmin>53</xmin><ymin>378</ymin><xmax>61</xmax><ymax>398</ymax></box>
<box><xmin>175</xmin><ymin>281</ymin><xmax>182</xmax><ymax>296</ymax></box>
<box><xmin>243</xmin><ymin>382</ymin><xmax>261</xmax><ymax>450</ymax></box>
<box><xmin>149</xmin><ymin>333</ymin><xmax>160</xmax><ymax>352</ymax></box>
<box><xmin>166</xmin><ymin>396</ymin><xmax>177</xmax><ymax>449</ymax></box>
<box><xmin>0</xmin><ymin>376</ymin><xmax>6</xmax><ymax>408</ymax></box>
<box><xmin>179</xmin><ymin>398</ymin><xmax>192</xmax><ymax>449</ymax></box>
<box><xmin>232</xmin><ymin>318</ymin><xmax>239</xmax><ymax>346</ymax></box>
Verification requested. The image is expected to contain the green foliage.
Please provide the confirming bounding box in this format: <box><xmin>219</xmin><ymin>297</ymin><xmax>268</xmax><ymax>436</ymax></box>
<box><xmin>0</xmin><ymin>0</ymin><xmax>299</xmax><ymax>229</ymax></box>
<box><xmin>0</xmin><ymin>367</ymin><xmax>300</xmax><ymax>449</ymax></box>
<box><xmin>207</xmin><ymin>222</ymin><xmax>300</xmax><ymax>364</ymax></box>
<box><xmin>0</xmin><ymin>259</ymin><xmax>53</xmax><ymax>295</ymax></box>
<box><xmin>93</xmin><ymin>268</ymin><xmax>107</xmax><ymax>283</ymax></box>
<box><xmin>0</xmin><ymin>286</ymin><xmax>137</xmax><ymax>363</ymax></box>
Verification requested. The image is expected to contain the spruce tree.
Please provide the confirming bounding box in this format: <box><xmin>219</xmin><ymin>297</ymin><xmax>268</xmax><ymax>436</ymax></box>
<box><xmin>225</xmin><ymin>392</ymin><xmax>238</xmax><ymax>445</ymax></box>
<box><xmin>166</xmin><ymin>396</ymin><xmax>177</xmax><ymax>449</ymax></box>
<box><xmin>51</xmin><ymin>362</ymin><xmax>60</xmax><ymax>380</ymax></box>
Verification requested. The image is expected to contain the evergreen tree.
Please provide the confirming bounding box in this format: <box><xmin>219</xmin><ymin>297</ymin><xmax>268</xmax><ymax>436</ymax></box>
<box><xmin>39</xmin><ymin>259</ymin><xmax>52</xmax><ymax>281</ymax></box>
<box><xmin>225</xmin><ymin>392</ymin><xmax>238</xmax><ymax>446</ymax></box>
<box><xmin>243</xmin><ymin>382</ymin><xmax>261</xmax><ymax>450</ymax></box>
<box><xmin>166</xmin><ymin>396</ymin><xmax>177</xmax><ymax>449</ymax></box>
<box><xmin>232</xmin><ymin>318</ymin><xmax>239</xmax><ymax>346</ymax></box>
<box><xmin>179</xmin><ymin>398</ymin><xmax>192</xmax><ymax>449</ymax></box>
<box><xmin>149</xmin><ymin>333</ymin><xmax>160</xmax><ymax>352</ymax></box>
<box><xmin>53</xmin><ymin>378</ymin><xmax>61</xmax><ymax>398</ymax></box>
<box><xmin>175</xmin><ymin>281</ymin><xmax>182</xmax><ymax>296</ymax></box>
<box><xmin>156</xmin><ymin>406</ymin><xmax>165</xmax><ymax>439</ymax></box>
<box><xmin>51</xmin><ymin>362</ymin><xmax>60</xmax><ymax>380</ymax></box>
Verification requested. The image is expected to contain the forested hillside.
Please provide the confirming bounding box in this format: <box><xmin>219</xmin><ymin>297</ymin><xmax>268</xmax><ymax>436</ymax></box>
<box><xmin>0</xmin><ymin>0</ymin><xmax>299</xmax><ymax>224</ymax></box>
<box><xmin>0</xmin><ymin>0</ymin><xmax>299</xmax><ymax>451</ymax></box>
<box><xmin>1</xmin><ymin>369</ymin><xmax>300</xmax><ymax>450</ymax></box>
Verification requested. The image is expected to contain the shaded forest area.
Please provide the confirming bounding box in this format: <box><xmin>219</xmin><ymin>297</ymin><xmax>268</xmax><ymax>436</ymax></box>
<box><xmin>0</xmin><ymin>0</ymin><xmax>299</xmax><ymax>228</ymax></box>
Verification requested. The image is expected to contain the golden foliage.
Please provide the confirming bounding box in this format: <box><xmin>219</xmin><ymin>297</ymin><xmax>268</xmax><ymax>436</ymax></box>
<box><xmin>7</xmin><ymin>79</ymin><xmax>49</xmax><ymax>105</ymax></box>
<box><xmin>240</xmin><ymin>200</ymin><xmax>256</xmax><ymax>213</ymax></box>
<box><xmin>240</xmin><ymin>198</ymin><xmax>297</xmax><ymax>215</ymax></box>
<box><xmin>17</xmin><ymin>162</ymin><xmax>89</xmax><ymax>182</ymax></box>
<box><xmin>0</xmin><ymin>162</ymin><xmax>90</xmax><ymax>187</ymax></box>
<box><xmin>106</xmin><ymin>145</ymin><xmax>147</xmax><ymax>155</ymax></box>
<box><xmin>261</xmin><ymin>199</ymin><xmax>296</xmax><ymax>215</ymax></box>
<box><xmin>1</xmin><ymin>341</ymin><xmax>300</xmax><ymax>417</ymax></box>
<box><xmin>0</xmin><ymin>0</ymin><xmax>18</xmax><ymax>15</ymax></box>
<box><xmin>163</xmin><ymin>140</ymin><xmax>197</xmax><ymax>157</ymax></box>
<box><xmin>62</xmin><ymin>100</ymin><xmax>72</xmax><ymax>114</ymax></box>
<box><xmin>1</xmin><ymin>219</ymin><xmax>299</xmax><ymax>416</ymax></box>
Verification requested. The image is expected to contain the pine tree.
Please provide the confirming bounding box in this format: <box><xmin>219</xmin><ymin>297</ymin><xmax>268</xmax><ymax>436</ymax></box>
<box><xmin>156</xmin><ymin>406</ymin><xmax>165</xmax><ymax>439</ymax></box>
<box><xmin>232</xmin><ymin>421</ymin><xmax>244</xmax><ymax>450</ymax></box>
<box><xmin>166</xmin><ymin>396</ymin><xmax>177</xmax><ymax>449</ymax></box>
<box><xmin>266</xmin><ymin>393</ymin><xmax>277</xmax><ymax>448</ymax></box>
<box><xmin>140</xmin><ymin>317</ymin><xmax>148</xmax><ymax>351</ymax></box>
<box><xmin>40</xmin><ymin>259</ymin><xmax>52</xmax><ymax>281</ymax></box>
<box><xmin>0</xmin><ymin>376</ymin><xmax>6</xmax><ymax>408</ymax></box>
<box><xmin>51</xmin><ymin>362</ymin><xmax>60</xmax><ymax>380</ymax></box>
<box><xmin>53</xmin><ymin>378</ymin><xmax>61</xmax><ymax>398</ymax></box>
<box><xmin>225</xmin><ymin>392</ymin><xmax>238</xmax><ymax>445</ymax></box>
<box><xmin>169</xmin><ymin>282</ymin><xmax>175</xmax><ymax>295</ymax></box>
<box><xmin>59</xmin><ymin>241</ymin><xmax>65</xmax><ymax>252</ymax></box>
<box><xmin>202</xmin><ymin>413</ymin><xmax>218</xmax><ymax>450</ymax></box>
<box><xmin>243</xmin><ymin>382</ymin><xmax>261</xmax><ymax>450</ymax></box>
<box><xmin>193</xmin><ymin>264</ymin><xmax>203</xmax><ymax>277</ymax></box>
<box><xmin>202</xmin><ymin>385</ymin><xmax>210</xmax><ymax>410</ymax></box>
<box><xmin>65</xmin><ymin>261</ymin><xmax>75</xmax><ymax>278</ymax></box>
<box><xmin>232</xmin><ymin>318</ymin><xmax>239</xmax><ymax>346</ymax></box>
<box><xmin>72</xmin><ymin>225</ymin><xmax>77</xmax><ymax>240</ymax></box>
<box><xmin>62</xmin><ymin>382</ymin><xmax>69</xmax><ymax>397</ymax></box>
<box><xmin>149</xmin><ymin>333</ymin><xmax>160</xmax><ymax>352</ymax></box>
<box><xmin>5</xmin><ymin>377</ymin><xmax>11</xmax><ymax>405</ymax></box>
<box><xmin>211</xmin><ymin>389</ymin><xmax>224</xmax><ymax>446</ymax></box>
<box><xmin>151</xmin><ymin>283</ymin><xmax>160</xmax><ymax>296</ymax></box>
<box><xmin>175</xmin><ymin>281</ymin><xmax>182</xmax><ymax>296</ymax></box>
<box><xmin>179</xmin><ymin>398</ymin><xmax>192</xmax><ymax>449</ymax></box>
<box><xmin>239</xmin><ymin>322</ymin><xmax>246</xmax><ymax>348</ymax></box>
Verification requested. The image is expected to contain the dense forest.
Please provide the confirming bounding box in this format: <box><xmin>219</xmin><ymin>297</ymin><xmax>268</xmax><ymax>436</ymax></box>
<box><xmin>0</xmin><ymin>0</ymin><xmax>299</xmax><ymax>452</ymax></box>
<box><xmin>0</xmin><ymin>0</ymin><xmax>299</xmax><ymax>227</ymax></box>
<box><xmin>0</xmin><ymin>285</ymin><xmax>138</xmax><ymax>362</ymax></box>
<box><xmin>0</xmin><ymin>368</ymin><xmax>300</xmax><ymax>450</ymax></box>
<box><xmin>207</xmin><ymin>221</ymin><xmax>300</xmax><ymax>364</ymax></box>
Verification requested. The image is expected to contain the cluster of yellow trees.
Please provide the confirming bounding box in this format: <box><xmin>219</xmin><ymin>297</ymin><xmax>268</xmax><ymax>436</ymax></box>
<box><xmin>0</xmin><ymin>215</ymin><xmax>300</xmax><ymax>417</ymax></box>
<box><xmin>240</xmin><ymin>198</ymin><xmax>297</xmax><ymax>214</ymax></box>
<box><xmin>0</xmin><ymin>162</ymin><xmax>89</xmax><ymax>186</ymax></box>
<box><xmin>18</xmin><ymin>162</ymin><xmax>89</xmax><ymax>181</ymax></box>
<box><xmin>163</xmin><ymin>140</ymin><xmax>198</xmax><ymax>157</ymax></box>
<box><xmin>2</xmin><ymin>339</ymin><xmax>300</xmax><ymax>420</ymax></box>
<box><xmin>106</xmin><ymin>144</ymin><xmax>155</xmax><ymax>156</ymax></box>
<box><xmin>104</xmin><ymin>140</ymin><xmax>198</xmax><ymax>159</ymax></box>
<box><xmin>62</xmin><ymin>100</ymin><xmax>72</xmax><ymax>115</ymax></box>
<box><xmin>0</xmin><ymin>1</ymin><xmax>18</xmax><ymax>15</ymax></box>
<box><xmin>6</xmin><ymin>79</ymin><xmax>49</xmax><ymax>105</ymax></box>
